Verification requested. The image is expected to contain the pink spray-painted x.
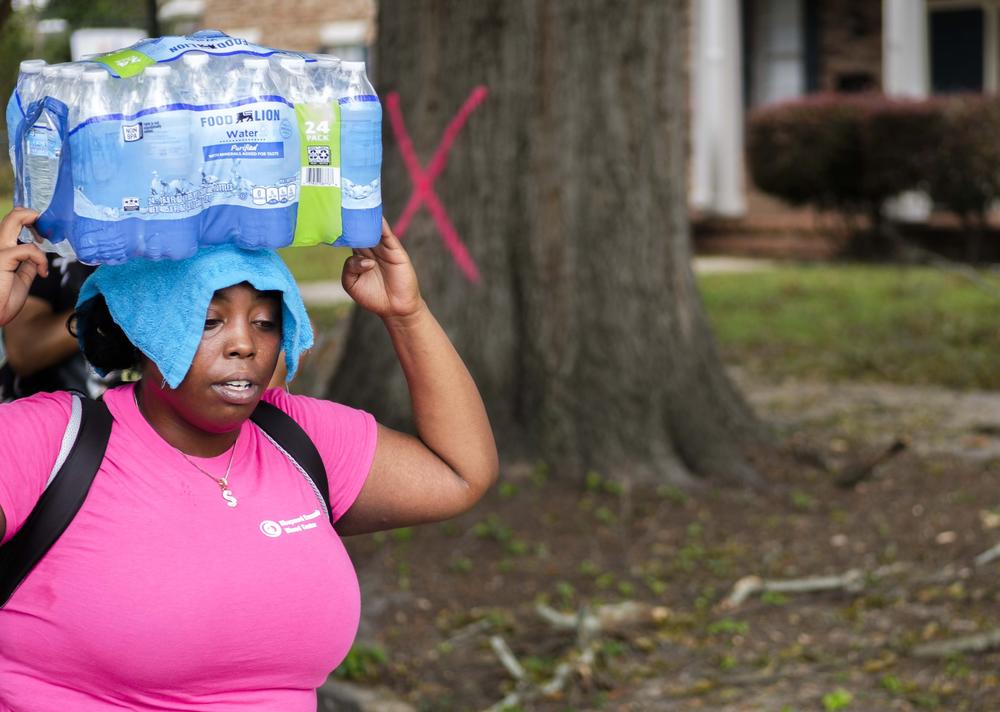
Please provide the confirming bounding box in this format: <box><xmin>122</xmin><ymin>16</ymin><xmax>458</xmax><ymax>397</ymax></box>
<box><xmin>386</xmin><ymin>86</ymin><xmax>488</xmax><ymax>283</ymax></box>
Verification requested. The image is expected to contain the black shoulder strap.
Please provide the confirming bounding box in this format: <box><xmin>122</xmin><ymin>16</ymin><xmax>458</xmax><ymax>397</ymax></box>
<box><xmin>250</xmin><ymin>400</ymin><xmax>332</xmax><ymax>525</ymax></box>
<box><xmin>0</xmin><ymin>396</ymin><xmax>112</xmax><ymax>607</ymax></box>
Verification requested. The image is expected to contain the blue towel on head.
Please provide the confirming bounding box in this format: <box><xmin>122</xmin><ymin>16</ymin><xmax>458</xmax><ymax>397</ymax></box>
<box><xmin>76</xmin><ymin>245</ymin><xmax>313</xmax><ymax>388</ymax></box>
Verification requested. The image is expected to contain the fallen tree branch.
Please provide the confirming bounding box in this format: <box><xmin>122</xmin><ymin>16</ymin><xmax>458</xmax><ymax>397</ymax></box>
<box><xmin>721</xmin><ymin>564</ymin><xmax>910</xmax><ymax>609</ymax></box>
<box><xmin>722</xmin><ymin>571</ymin><xmax>862</xmax><ymax>609</ymax></box>
<box><xmin>834</xmin><ymin>438</ymin><xmax>908</xmax><ymax>489</ymax></box>
<box><xmin>442</xmin><ymin>618</ymin><xmax>494</xmax><ymax>647</ymax></box>
<box><xmin>482</xmin><ymin>692</ymin><xmax>521</xmax><ymax>712</ymax></box>
<box><xmin>482</xmin><ymin>605</ymin><xmax>604</xmax><ymax>712</ymax></box>
<box><xmin>536</xmin><ymin>601</ymin><xmax>669</xmax><ymax>633</ymax></box>
<box><xmin>535</xmin><ymin>602</ymin><xmax>599</xmax><ymax>634</ymax></box>
<box><xmin>489</xmin><ymin>636</ymin><xmax>526</xmax><ymax>682</ymax></box>
<box><xmin>912</xmin><ymin>628</ymin><xmax>1000</xmax><ymax>658</ymax></box>
<box><xmin>974</xmin><ymin>542</ymin><xmax>1000</xmax><ymax>568</ymax></box>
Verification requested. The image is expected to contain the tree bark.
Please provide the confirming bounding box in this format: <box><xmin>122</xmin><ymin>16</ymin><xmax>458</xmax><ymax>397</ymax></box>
<box><xmin>328</xmin><ymin>0</ymin><xmax>766</xmax><ymax>485</ymax></box>
<box><xmin>0</xmin><ymin>2</ymin><xmax>12</xmax><ymax>35</ymax></box>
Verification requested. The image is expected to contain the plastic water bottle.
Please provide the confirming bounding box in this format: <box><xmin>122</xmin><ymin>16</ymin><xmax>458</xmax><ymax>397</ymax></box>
<box><xmin>290</xmin><ymin>55</ymin><xmax>343</xmax><ymax>246</ymax></box>
<box><xmin>21</xmin><ymin>96</ymin><xmax>62</xmax><ymax>216</ymax></box>
<box><xmin>275</xmin><ymin>55</ymin><xmax>313</xmax><ymax>103</ymax></box>
<box><xmin>179</xmin><ymin>51</ymin><xmax>212</xmax><ymax>105</ymax></box>
<box><xmin>214</xmin><ymin>55</ymin><xmax>297</xmax><ymax>250</ymax></box>
<box><xmin>235</xmin><ymin>55</ymin><xmax>274</xmax><ymax>101</ymax></box>
<box><xmin>57</xmin><ymin>64</ymin><xmax>86</xmax><ymax>109</ymax></box>
<box><xmin>36</xmin><ymin>64</ymin><xmax>62</xmax><ymax>102</ymax></box>
<box><xmin>140</xmin><ymin>65</ymin><xmax>187</xmax><ymax>172</ymax></box>
<box><xmin>136</xmin><ymin>64</ymin><xmax>197</xmax><ymax>260</ymax></box>
<box><xmin>6</xmin><ymin>59</ymin><xmax>46</xmax><ymax>170</ymax></box>
<box><xmin>7</xmin><ymin>61</ymin><xmax>46</xmax><ymax>127</ymax></box>
<box><xmin>69</xmin><ymin>68</ymin><xmax>134</xmax><ymax>263</ymax></box>
<box><xmin>338</xmin><ymin>61</ymin><xmax>382</xmax><ymax>247</ymax></box>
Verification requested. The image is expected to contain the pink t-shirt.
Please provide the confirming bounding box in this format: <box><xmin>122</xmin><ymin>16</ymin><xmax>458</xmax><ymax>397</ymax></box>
<box><xmin>0</xmin><ymin>383</ymin><xmax>377</xmax><ymax>711</ymax></box>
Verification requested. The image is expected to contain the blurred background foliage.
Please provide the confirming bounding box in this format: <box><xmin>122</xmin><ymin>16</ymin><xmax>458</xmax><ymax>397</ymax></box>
<box><xmin>39</xmin><ymin>0</ymin><xmax>150</xmax><ymax>30</ymax></box>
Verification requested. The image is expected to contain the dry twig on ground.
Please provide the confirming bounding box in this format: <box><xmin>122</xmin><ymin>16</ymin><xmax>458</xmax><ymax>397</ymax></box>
<box><xmin>721</xmin><ymin>564</ymin><xmax>910</xmax><ymax>609</ymax></box>
<box><xmin>834</xmin><ymin>438</ymin><xmax>908</xmax><ymax>489</ymax></box>
<box><xmin>974</xmin><ymin>541</ymin><xmax>1000</xmax><ymax>568</ymax></box>
<box><xmin>912</xmin><ymin>628</ymin><xmax>1000</xmax><ymax>658</ymax></box>
<box><xmin>482</xmin><ymin>604</ymin><xmax>615</xmax><ymax>712</ymax></box>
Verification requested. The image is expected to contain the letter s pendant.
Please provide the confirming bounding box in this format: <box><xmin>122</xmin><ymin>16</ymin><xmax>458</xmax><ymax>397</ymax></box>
<box><xmin>222</xmin><ymin>489</ymin><xmax>238</xmax><ymax>508</ymax></box>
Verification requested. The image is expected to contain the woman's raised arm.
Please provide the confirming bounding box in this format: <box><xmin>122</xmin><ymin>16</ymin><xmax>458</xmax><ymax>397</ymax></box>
<box><xmin>0</xmin><ymin>208</ymin><xmax>47</xmax><ymax>327</ymax></box>
<box><xmin>334</xmin><ymin>221</ymin><xmax>499</xmax><ymax>536</ymax></box>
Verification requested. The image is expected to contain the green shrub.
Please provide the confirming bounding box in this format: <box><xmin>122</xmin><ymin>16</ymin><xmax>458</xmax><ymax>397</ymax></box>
<box><xmin>747</xmin><ymin>94</ymin><xmax>865</xmax><ymax>211</ymax></box>
<box><xmin>746</xmin><ymin>92</ymin><xmax>990</xmax><ymax>249</ymax></box>
<box><xmin>926</xmin><ymin>95</ymin><xmax>1000</xmax><ymax>226</ymax></box>
<box><xmin>857</xmin><ymin>96</ymin><xmax>947</xmax><ymax>211</ymax></box>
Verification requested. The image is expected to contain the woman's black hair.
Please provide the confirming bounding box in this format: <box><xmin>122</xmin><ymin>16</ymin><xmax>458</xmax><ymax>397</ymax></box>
<box><xmin>69</xmin><ymin>295</ymin><xmax>143</xmax><ymax>374</ymax></box>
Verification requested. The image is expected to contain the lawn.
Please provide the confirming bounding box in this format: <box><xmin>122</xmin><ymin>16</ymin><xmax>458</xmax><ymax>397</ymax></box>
<box><xmin>306</xmin><ymin>261</ymin><xmax>1000</xmax><ymax>391</ymax></box>
<box><xmin>699</xmin><ymin>264</ymin><xmax>1000</xmax><ymax>391</ymax></box>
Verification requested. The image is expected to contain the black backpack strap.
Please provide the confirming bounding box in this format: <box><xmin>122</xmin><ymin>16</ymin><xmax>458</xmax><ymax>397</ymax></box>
<box><xmin>0</xmin><ymin>395</ymin><xmax>112</xmax><ymax>607</ymax></box>
<box><xmin>250</xmin><ymin>400</ymin><xmax>332</xmax><ymax>525</ymax></box>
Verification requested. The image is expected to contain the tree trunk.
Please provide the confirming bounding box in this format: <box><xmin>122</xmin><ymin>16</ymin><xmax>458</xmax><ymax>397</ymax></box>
<box><xmin>328</xmin><ymin>0</ymin><xmax>767</xmax><ymax>485</ymax></box>
<box><xmin>0</xmin><ymin>2</ymin><xmax>11</xmax><ymax>35</ymax></box>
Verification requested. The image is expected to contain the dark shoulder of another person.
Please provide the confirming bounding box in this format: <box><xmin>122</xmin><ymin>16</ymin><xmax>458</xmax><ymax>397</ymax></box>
<box><xmin>29</xmin><ymin>254</ymin><xmax>96</xmax><ymax>312</ymax></box>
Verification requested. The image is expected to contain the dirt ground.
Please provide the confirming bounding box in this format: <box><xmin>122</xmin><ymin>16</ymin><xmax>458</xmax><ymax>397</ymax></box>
<box><xmin>341</xmin><ymin>371</ymin><xmax>1000</xmax><ymax>711</ymax></box>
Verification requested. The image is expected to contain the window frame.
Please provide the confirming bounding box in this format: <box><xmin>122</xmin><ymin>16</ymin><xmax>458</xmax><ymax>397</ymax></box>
<box><xmin>928</xmin><ymin>0</ymin><xmax>1000</xmax><ymax>92</ymax></box>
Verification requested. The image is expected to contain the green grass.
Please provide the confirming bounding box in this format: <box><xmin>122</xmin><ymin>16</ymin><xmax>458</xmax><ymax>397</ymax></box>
<box><xmin>698</xmin><ymin>264</ymin><xmax>1000</xmax><ymax>390</ymax></box>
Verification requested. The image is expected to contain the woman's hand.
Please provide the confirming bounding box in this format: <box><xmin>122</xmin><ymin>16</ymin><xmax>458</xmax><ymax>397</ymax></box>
<box><xmin>0</xmin><ymin>208</ymin><xmax>47</xmax><ymax>327</ymax></box>
<box><xmin>341</xmin><ymin>219</ymin><xmax>425</xmax><ymax>321</ymax></box>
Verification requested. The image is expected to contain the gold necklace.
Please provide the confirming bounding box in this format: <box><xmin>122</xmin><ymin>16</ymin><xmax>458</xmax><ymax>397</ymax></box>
<box><xmin>134</xmin><ymin>388</ymin><xmax>240</xmax><ymax>508</ymax></box>
<box><xmin>179</xmin><ymin>445</ymin><xmax>239</xmax><ymax>508</ymax></box>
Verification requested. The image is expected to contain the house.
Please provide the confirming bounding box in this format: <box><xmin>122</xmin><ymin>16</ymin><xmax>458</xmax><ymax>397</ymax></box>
<box><xmin>692</xmin><ymin>0</ymin><xmax>992</xmax><ymax>220</ymax></box>
<box><xmin>160</xmin><ymin>0</ymin><xmax>375</xmax><ymax>59</ymax></box>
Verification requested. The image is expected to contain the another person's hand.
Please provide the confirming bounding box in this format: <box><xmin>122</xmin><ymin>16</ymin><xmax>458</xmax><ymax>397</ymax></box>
<box><xmin>341</xmin><ymin>219</ymin><xmax>425</xmax><ymax>321</ymax></box>
<box><xmin>0</xmin><ymin>208</ymin><xmax>47</xmax><ymax>326</ymax></box>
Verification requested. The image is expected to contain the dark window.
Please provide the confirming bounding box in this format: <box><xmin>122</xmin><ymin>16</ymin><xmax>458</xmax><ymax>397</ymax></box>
<box><xmin>836</xmin><ymin>72</ymin><xmax>876</xmax><ymax>93</ymax></box>
<box><xmin>930</xmin><ymin>8</ymin><xmax>984</xmax><ymax>93</ymax></box>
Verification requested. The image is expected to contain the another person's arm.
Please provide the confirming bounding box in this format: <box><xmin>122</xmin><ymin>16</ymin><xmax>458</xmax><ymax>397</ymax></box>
<box><xmin>334</xmin><ymin>221</ymin><xmax>499</xmax><ymax>536</ymax></box>
<box><xmin>0</xmin><ymin>209</ymin><xmax>47</xmax><ymax>327</ymax></box>
<box><xmin>0</xmin><ymin>207</ymin><xmax>49</xmax><ymax>539</ymax></box>
<box><xmin>4</xmin><ymin>299</ymin><xmax>78</xmax><ymax>377</ymax></box>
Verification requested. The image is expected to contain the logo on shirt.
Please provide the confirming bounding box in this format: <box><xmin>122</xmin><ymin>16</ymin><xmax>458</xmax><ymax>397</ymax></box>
<box><xmin>259</xmin><ymin>509</ymin><xmax>323</xmax><ymax>538</ymax></box>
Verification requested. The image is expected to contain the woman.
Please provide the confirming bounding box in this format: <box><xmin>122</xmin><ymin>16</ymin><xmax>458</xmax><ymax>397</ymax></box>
<box><xmin>0</xmin><ymin>207</ymin><xmax>498</xmax><ymax>710</ymax></box>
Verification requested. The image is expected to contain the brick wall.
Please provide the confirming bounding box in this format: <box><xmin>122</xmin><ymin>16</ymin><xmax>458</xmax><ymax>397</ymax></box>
<box><xmin>818</xmin><ymin>0</ymin><xmax>883</xmax><ymax>92</ymax></box>
<box><xmin>201</xmin><ymin>0</ymin><xmax>375</xmax><ymax>52</ymax></box>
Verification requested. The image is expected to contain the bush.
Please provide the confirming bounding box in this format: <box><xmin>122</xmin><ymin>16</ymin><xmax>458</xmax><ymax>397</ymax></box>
<box><xmin>747</xmin><ymin>94</ymin><xmax>865</xmax><ymax>211</ymax></box>
<box><xmin>925</xmin><ymin>95</ymin><xmax>1000</xmax><ymax>225</ymax></box>
<box><xmin>856</xmin><ymin>96</ymin><xmax>948</xmax><ymax>210</ymax></box>
<box><xmin>747</xmin><ymin>93</ymin><xmax>962</xmax><ymax>230</ymax></box>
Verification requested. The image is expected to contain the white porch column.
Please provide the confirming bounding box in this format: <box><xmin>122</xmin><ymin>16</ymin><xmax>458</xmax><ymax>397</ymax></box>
<box><xmin>883</xmin><ymin>0</ymin><xmax>931</xmax><ymax>221</ymax></box>
<box><xmin>691</xmin><ymin>0</ymin><xmax>746</xmax><ymax>217</ymax></box>
<box><xmin>883</xmin><ymin>0</ymin><xmax>929</xmax><ymax>97</ymax></box>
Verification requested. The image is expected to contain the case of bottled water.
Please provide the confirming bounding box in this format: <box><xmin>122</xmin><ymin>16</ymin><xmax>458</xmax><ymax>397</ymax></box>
<box><xmin>5</xmin><ymin>30</ymin><xmax>383</xmax><ymax>264</ymax></box>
